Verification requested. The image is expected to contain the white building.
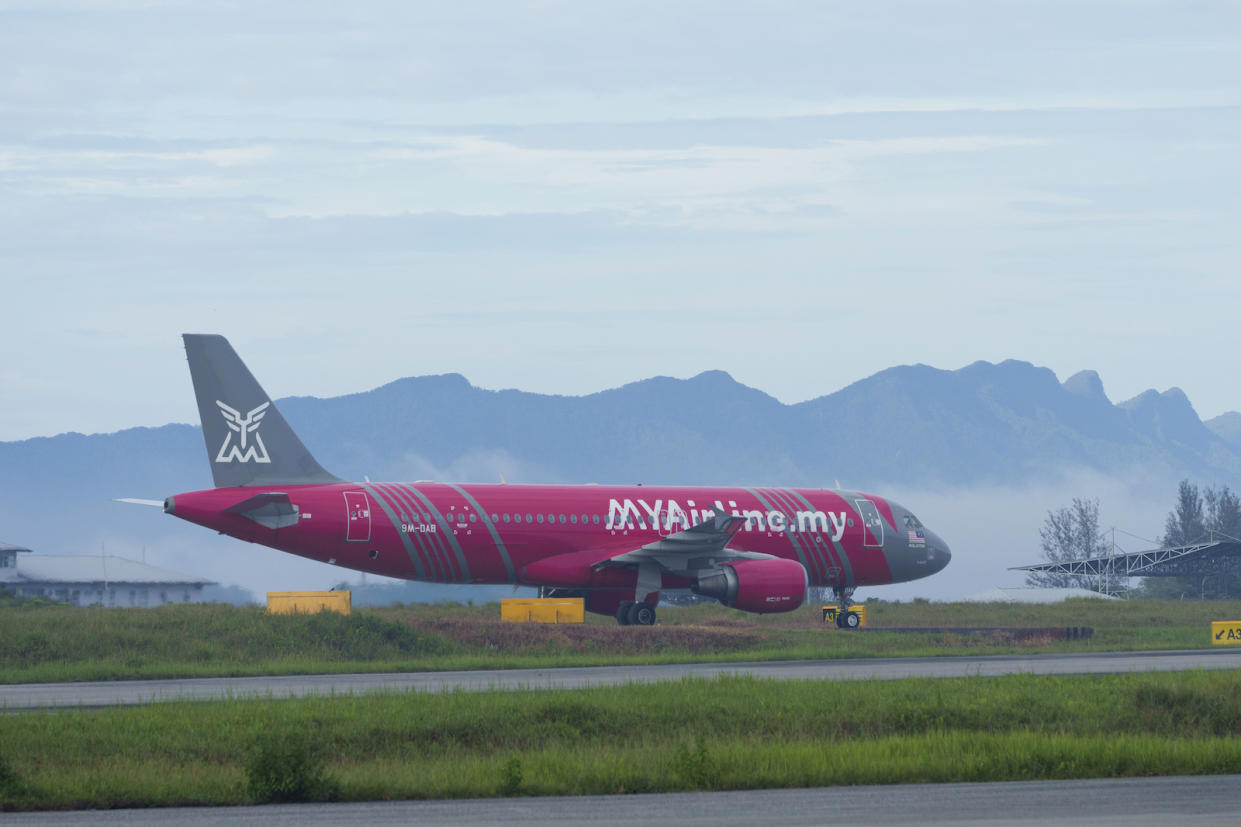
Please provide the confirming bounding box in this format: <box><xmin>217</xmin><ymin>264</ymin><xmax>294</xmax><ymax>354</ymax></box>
<box><xmin>0</xmin><ymin>541</ymin><xmax>215</xmax><ymax>607</ymax></box>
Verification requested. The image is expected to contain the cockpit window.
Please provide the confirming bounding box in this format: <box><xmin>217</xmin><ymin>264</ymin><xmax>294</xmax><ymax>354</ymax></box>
<box><xmin>902</xmin><ymin>513</ymin><xmax>924</xmax><ymax>529</ymax></box>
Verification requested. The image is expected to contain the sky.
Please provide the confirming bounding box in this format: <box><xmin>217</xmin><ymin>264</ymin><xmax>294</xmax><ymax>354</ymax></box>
<box><xmin>3</xmin><ymin>0</ymin><xmax>1240</xmax><ymax>446</ymax></box>
<box><xmin>4</xmin><ymin>0</ymin><xmax>1240</xmax><ymax>599</ymax></box>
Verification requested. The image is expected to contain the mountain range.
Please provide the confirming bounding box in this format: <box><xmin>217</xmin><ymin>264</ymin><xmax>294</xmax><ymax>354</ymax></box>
<box><xmin>3</xmin><ymin>359</ymin><xmax>1240</xmax><ymax>597</ymax></box>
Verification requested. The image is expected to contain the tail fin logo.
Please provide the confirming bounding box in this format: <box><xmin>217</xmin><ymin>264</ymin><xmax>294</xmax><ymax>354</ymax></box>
<box><xmin>214</xmin><ymin>401</ymin><xmax>272</xmax><ymax>464</ymax></box>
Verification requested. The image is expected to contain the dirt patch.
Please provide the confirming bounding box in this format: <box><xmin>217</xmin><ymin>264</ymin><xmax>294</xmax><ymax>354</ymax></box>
<box><xmin>414</xmin><ymin>617</ymin><xmax>768</xmax><ymax>655</ymax></box>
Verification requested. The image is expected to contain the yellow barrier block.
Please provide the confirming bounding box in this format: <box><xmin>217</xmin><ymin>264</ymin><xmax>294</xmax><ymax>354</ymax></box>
<box><xmin>267</xmin><ymin>590</ymin><xmax>351</xmax><ymax>616</ymax></box>
<box><xmin>822</xmin><ymin>605</ymin><xmax>868</xmax><ymax>627</ymax></box>
<box><xmin>1211</xmin><ymin>621</ymin><xmax>1241</xmax><ymax>645</ymax></box>
<box><xmin>501</xmin><ymin>598</ymin><xmax>585</xmax><ymax>623</ymax></box>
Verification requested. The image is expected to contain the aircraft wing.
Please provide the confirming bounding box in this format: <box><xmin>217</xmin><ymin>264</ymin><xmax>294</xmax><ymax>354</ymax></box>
<box><xmin>598</xmin><ymin>511</ymin><xmax>776</xmax><ymax>576</ymax></box>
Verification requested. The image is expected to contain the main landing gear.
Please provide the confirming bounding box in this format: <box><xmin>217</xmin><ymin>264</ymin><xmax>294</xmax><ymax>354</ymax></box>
<box><xmin>616</xmin><ymin>601</ymin><xmax>657</xmax><ymax>626</ymax></box>
<box><xmin>832</xmin><ymin>586</ymin><xmax>860</xmax><ymax>630</ymax></box>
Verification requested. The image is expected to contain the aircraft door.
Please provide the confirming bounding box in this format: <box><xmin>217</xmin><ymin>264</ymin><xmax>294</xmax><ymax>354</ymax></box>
<box><xmin>854</xmin><ymin>499</ymin><xmax>884</xmax><ymax>548</ymax></box>
<box><xmin>344</xmin><ymin>491</ymin><xmax>371</xmax><ymax>542</ymax></box>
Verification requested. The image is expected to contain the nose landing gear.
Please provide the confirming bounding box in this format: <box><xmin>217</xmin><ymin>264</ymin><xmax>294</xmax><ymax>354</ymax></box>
<box><xmin>832</xmin><ymin>586</ymin><xmax>861</xmax><ymax>630</ymax></box>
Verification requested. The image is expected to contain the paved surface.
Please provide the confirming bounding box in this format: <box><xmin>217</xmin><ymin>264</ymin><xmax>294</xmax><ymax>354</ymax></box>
<box><xmin>4</xmin><ymin>775</ymin><xmax>1239</xmax><ymax>825</ymax></box>
<box><xmin>4</xmin><ymin>648</ymin><xmax>1241</xmax><ymax>710</ymax></box>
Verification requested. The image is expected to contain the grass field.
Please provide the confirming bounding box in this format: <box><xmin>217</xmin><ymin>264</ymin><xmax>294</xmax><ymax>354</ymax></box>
<box><xmin>2</xmin><ymin>597</ymin><xmax>1238</xmax><ymax>684</ymax></box>
<box><xmin>3</xmin><ymin>670</ymin><xmax>1241</xmax><ymax>810</ymax></box>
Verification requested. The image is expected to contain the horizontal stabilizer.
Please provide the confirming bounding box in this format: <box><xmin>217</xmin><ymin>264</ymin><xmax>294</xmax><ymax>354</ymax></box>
<box><xmin>114</xmin><ymin>498</ymin><xmax>164</xmax><ymax>507</ymax></box>
<box><xmin>225</xmin><ymin>492</ymin><xmax>301</xmax><ymax>530</ymax></box>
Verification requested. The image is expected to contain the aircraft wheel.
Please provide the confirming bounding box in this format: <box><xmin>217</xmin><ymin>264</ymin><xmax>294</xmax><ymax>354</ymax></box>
<box><xmin>616</xmin><ymin>601</ymin><xmax>634</xmax><ymax>626</ymax></box>
<box><xmin>841</xmin><ymin>610</ymin><xmax>861</xmax><ymax>630</ymax></box>
<box><xmin>628</xmin><ymin>602</ymin><xmax>657</xmax><ymax>626</ymax></box>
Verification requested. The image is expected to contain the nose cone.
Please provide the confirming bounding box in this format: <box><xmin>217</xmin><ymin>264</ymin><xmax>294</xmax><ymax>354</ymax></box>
<box><xmin>924</xmin><ymin>531</ymin><xmax>951</xmax><ymax>574</ymax></box>
<box><xmin>889</xmin><ymin>527</ymin><xmax>953</xmax><ymax>584</ymax></box>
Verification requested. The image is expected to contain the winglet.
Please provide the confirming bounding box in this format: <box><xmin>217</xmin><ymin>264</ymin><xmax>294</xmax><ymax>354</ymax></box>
<box><xmin>713</xmin><ymin>510</ymin><xmax>747</xmax><ymax>539</ymax></box>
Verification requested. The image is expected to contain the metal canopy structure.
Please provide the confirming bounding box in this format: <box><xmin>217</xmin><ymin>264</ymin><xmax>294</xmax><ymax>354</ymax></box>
<box><xmin>1012</xmin><ymin>541</ymin><xmax>1241</xmax><ymax>597</ymax></box>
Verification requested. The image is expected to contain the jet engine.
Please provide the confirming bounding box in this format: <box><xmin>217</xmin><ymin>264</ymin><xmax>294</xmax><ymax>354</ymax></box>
<box><xmin>692</xmin><ymin>558</ymin><xmax>807</xmax><ymax>614</ymax></box>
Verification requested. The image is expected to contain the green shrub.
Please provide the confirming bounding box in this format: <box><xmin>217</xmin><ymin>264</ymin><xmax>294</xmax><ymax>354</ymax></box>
<box><xmin>673</xmin><ymin>736</ymin><xmax>716</xmax><ymax>788</ymax></box>
<box><xmin>499</xmin><ymin>756</ymin><xmax>523</xmax><ymax>796</ymax></box>
<box><xmin>0</xmin><ymin>755</ymin><xmax>22</xmax><ymax>794</ymax></box>
<box><xmin>245</xmin><ymin>732</ymin><xmax>339</xmax><ymax>803</ymax></box>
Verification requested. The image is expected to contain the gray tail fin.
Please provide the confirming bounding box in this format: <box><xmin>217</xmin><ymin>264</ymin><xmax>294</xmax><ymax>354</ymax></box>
<box><xmin>183</xmin><ymin>334</ymin><xmax>343</xmax><ymax>488</ymax></box>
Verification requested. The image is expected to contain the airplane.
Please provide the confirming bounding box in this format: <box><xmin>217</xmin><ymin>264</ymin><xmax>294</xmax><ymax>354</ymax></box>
<box><xmin>141</xmin><ymin>334</ymin><xmax>951</xmax><ymax>627</ymax></box>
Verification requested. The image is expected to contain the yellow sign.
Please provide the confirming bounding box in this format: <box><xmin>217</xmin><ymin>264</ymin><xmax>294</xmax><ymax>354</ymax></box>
<box><xmin>267</xmin><ymin>590</ymin><xmax>351</xmax><ymax>616</ymax></box>
<box><xmin>501</xmin><ymin>598</ymin><xmax>585</xmax><ymax>623</ymax></box>
<box><xmin>822</xmin><ymin>605</ymin><xmax>868</xmax><ymax>627</ymax></box>
<box><xmin>1211</xmin><ymin>621</ymin><xmax>1241</xmax><ymax>645</ymax></box>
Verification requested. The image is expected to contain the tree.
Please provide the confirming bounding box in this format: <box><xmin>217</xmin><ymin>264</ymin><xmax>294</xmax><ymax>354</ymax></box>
<box><xmin>1027</xmin><ymin>497</ymin><xmax>1109</xmax><ymax>590</ymax></box>
<box><xmin>1162</xmin><ymin>479</ymin><xmax>1206</xmax><ymax>547</ymax></box>
<box><xmin>1142</xmin><ymin>480</ymin><xmax>1241</xmax><ymax>599</ymax></box>
<box><xmin>1205</xmin><ymin>486</ymin><xmax>1241</xmax><ymax>542</ymax></box>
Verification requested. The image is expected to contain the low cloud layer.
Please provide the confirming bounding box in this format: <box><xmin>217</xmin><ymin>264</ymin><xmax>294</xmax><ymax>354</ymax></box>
<box><xmin>879</xmin><ymin>466</ymin><xmax>1179</xmax><ymax>600</ymax></box>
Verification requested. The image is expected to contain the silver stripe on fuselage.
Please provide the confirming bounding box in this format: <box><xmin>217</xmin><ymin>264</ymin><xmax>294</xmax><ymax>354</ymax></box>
<box><xmin>362</xmin><ymin>483</ymin><xmax>428</xmax><ymax>580</ymax></box>
<box><xmin>445</xmin><ymin>483</ymin><xmax>516</xmax><ymax>583</ymax></box>
<box><xmin>385</xmin><ymin>483</ymin><xmax>455</xmax><ymax>581</ymax></box>
<box><xmin>780</xmin><ymin>486</ymin><xmax>848</xmax><ymax>585</ymax></box>
<box><xmin>784</xmin><ymin>487</ymin><xmax>855</xmax><ymax>589</ymax></box>
<box><xmin>743</xmin><ymin>487</ymin><xmax>813</xmax><ymax>578</ymax></box>
<box><xmin>376</xmin><ymin>483</ymin><xmax>447</xmax><ymax>581</ymax></box>
<box><xmin>400</xmin><ymin>483</ymin><xmax>472</xmax><ymax>582</ymax></box>
<box><xmin>763</xmin><ymin>486</ymin><xmax>830</xmax><ymax>584</ymax></box>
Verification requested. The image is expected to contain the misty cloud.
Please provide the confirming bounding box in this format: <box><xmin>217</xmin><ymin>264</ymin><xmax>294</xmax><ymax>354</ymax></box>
<box><xmin>878</xmin><ymin>466</ymin><xmax>1179</xmax><ymax>601</ymax></box>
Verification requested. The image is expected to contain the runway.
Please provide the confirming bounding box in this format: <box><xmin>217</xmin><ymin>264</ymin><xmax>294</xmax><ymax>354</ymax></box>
<box><xmin>3</xmin><ymin>775</ymin><xmax>1239</xmax><ymax>825</ymax></box>
<box><xmin>5</xmin><ymin>648</ymin><xmax>1241</xmax><ymax>710</ymax></box>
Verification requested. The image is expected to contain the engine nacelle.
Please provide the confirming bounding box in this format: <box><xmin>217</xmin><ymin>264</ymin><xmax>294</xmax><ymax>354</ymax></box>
<box><xmin>692</xmin><ymin>558</ymin><xmax>807</xmax><ymax>614</ymax></box>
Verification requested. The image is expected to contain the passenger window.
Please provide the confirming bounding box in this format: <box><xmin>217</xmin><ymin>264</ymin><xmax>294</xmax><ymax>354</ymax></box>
<box><xmin>526</xmin><ymin>513</ymin><xmax>533</xmax><ymax>523</ymax></box>
<box><xmin>570</xmin><ymin>514</ymin><xmax>578</xmax><ymax>524</ymax></box>
<box><xmin>559</xmin><ymin>514</ymin><xmax>566</xmax><ymax>524</ymax></box>
<box><xmin>537</xmin><ymin>514</ymin><xmax>544</xmax><ymax>524</ymax></box>
<box><xmin>592</xmin><ymin>514</ymin><xmax>600</xmax><ymax>524</ymax></box>
<box><xmin>547</xmin><ymin>513</ymin><xmax>555</xmax><ymax>523</ymax></box>
<box><xmin>469</xmin><ymin>513</ymin><xmax>477</xmax><ymax>523</ymax></box>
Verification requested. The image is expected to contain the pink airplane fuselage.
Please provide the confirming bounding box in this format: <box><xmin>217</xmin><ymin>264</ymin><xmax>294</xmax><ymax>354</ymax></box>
<box><xmin>167</xmin><ymin>481</ymin><xmax>941</xmax><ymax>593</ymax></box>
